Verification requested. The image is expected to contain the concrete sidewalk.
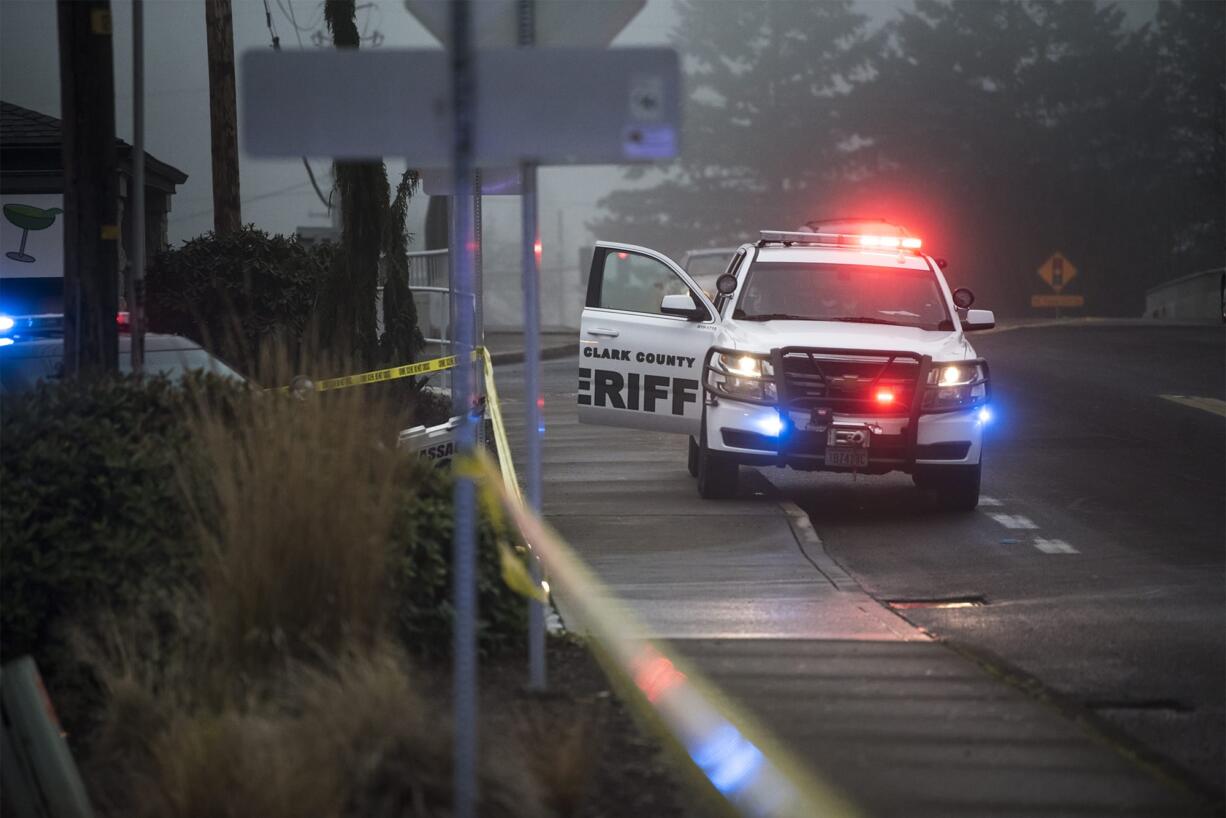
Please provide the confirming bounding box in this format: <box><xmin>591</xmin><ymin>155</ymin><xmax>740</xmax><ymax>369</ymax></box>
<box><xmin>494</xmin><ymin>360</ymin><xmax>1213</xmax><ymax>818</ymax></box>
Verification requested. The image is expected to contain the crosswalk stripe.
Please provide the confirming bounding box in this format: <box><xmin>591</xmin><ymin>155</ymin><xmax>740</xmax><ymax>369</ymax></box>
<box><xmin>1033</xmin><ymin>538</ymin><xmax>1079</xmax><ymax>554</ymax></box>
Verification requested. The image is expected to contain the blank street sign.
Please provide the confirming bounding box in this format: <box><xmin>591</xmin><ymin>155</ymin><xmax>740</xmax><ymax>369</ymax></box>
<box><xmin>241</xmin><ymin>48</ymin><xmax>680</xmax><ymax>165</ymax></box>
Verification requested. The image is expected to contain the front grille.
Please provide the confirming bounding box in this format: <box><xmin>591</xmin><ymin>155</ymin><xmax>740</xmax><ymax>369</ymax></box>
<box><xmin>780</xmin><ymin>351</ymin><xmax>922</xmax><ymax>415</ymax></box>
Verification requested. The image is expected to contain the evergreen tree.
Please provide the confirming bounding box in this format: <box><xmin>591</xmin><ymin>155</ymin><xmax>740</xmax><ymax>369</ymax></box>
<box><xmin>323</xmin><ymin>0</ymin><xmax>424</xmax><ymax>367</ymax></box>
<box><xmin>589</xmin><ymin>0</ymin><xmax>874</xmax><ymax>258</ymax></box>
<box><xmin>591</xmin><ymin>0</ymin><xmax>1222</xmax><ymax>315</ymax></box>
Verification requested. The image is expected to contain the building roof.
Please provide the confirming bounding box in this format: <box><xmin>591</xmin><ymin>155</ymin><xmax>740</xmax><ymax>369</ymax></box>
<box><xmin>1</xmin><ymin>100</ymin><xmax>188</xmax><ymax>192</ymax></box>
<box><xmin>0</xmin><ymin>101</ymin><xmax>62</xmax><ymax>147</ymax></box>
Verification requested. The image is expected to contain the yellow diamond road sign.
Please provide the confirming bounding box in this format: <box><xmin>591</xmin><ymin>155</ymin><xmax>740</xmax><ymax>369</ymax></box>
<box><xmin>1038</xmin><ymin>252</ymin><xmax>1077</xmax><ymax>293</ymax></box>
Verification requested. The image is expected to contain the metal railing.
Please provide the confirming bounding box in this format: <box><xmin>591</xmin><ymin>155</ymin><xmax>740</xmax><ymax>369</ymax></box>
<box><xmin>376</xmin><ymin>249</ymin><xmax>452</xmax><ymax>346</ymax></box>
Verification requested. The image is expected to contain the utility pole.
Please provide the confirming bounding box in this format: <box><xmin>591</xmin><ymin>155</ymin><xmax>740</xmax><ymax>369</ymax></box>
<box><xmin>57</xmin><ymin>0</ymin><xmax>119</xmax><ymax>376</ymax></box>
<box><xmin>205</xmin><ymin>0</ymin><xmax>241</xmax><ymax>234</ymax></box>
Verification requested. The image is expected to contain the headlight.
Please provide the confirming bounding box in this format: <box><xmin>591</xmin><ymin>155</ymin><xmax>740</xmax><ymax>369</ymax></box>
<box><xmin>710</xmin><ymin>352</ymin><xmax>776</xmax><ymax>402</ymax></box>
<box><xmin>720</xmin><ymin>353</ymin><xmax>762</xmax><ymax>378</ymax></box>
<box><xmin>932</xmin><ymin>363</ymin><xmax>982</xmax><ymax>386</ymax></box>
<box><xmin>923</xmin><ymin>362</ymin><xmax>988</xmax><ymax>411</ymax></box>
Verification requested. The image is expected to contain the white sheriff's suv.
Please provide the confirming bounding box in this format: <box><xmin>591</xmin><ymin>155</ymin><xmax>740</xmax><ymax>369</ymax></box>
<box><xmin>578</xmin><ymin>221</ymin><xmax>995</xmax><ymax>509</ymax></box>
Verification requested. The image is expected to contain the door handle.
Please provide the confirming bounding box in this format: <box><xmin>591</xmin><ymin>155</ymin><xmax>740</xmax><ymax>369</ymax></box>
<box><xmin>587</xmin><ymin>327</ymin><xmax>620</xmax><ymax>338</ymax></box>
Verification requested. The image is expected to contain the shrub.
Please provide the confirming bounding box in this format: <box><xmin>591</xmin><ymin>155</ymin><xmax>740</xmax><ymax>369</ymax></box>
<box><xmin>83</xmin><ymin>641</ymin><xmax>549</xmax><ymax>818</ymax></box>
<box><xmin>0</xmin><ymin>373</ymin><xmax>245</xmax><ymax>735</ymax></box>
<box><xmin>2</xmin><ymin>367</ymin><xmax>528</xmax><ymax>738</ymax></box>
<box><xmin>0</xmin><ymin>375</ymin><xmax>204</xmax><ymax>662</ymax></box>
<box><xmin>145</xmin><ymin>226</ymin><xmax>330</xmax><ymax>372</ymax></box>
<box><xmin>186</xmin><ymin>379</ymin><xmax>404</xmax><ymax>669</ymax></box>
<box><xmin>388</xmin><ymin>463</ymin><xmax>528</xmax><ymax>658</ymax></box>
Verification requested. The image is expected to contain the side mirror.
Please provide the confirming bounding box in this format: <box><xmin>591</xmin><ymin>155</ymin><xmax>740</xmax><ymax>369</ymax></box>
<box><xmin>951</xmin><ymin>287</ymin><xmax>975</xmax><ymax>309</ymax></box>
<box><xmin>962</xmin><ymin>309</ymin><xmax>995</xmax><ymax>331</ymax></box>
<box><xmin>661</xmin><ymin>293</ymin><xmax>707</xmax><ymax>321</ymax></box>
<box><xmin>715</xmin><ymin>274</ymin><xmax>738</xmax><ymax>295</ymax></box>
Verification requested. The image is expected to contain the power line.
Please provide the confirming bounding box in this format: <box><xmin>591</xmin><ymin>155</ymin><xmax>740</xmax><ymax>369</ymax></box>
<box><xmin>273</xmin><ymin>0</ymin><xmax>307</xmax><ymax>46</ymax></box>
<box><xmin>261</xmin><ymin>0</ymin><xmax>332</xmax><ymax>212</ymax></box>
<box><xmin>260</xmin><ymin>0</ymin><xmax>280</xmax><ymax>49</ymax></box>
<box><xmin>170</xmin><ymin>181</ymin><xmax>313</xmax><ymax>223</ymax></box>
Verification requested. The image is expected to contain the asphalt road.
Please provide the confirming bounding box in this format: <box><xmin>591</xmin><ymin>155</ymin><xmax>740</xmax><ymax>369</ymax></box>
<box><xmin>493</xmin><ymin>320</ymin><xmax>1223</xmax><ymax>812</ymax></box>
<box><xmin>763</xmin><ymin>323</ymin><xmax>1226</xmax><ymax>794</ymax></box>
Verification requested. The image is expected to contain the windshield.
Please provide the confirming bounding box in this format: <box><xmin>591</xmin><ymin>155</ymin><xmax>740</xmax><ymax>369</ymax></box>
<box><xmin>734</xmin><ymin>261</ymin><xmax>952</xmax><ymax>330</ymax></box>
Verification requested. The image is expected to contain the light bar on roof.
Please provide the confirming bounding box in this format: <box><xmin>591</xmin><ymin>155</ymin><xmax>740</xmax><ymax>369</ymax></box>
<box><xmin>760</xmin><ymin>230</ymin><xmax>922</xmax><ymax>251</ymax></box>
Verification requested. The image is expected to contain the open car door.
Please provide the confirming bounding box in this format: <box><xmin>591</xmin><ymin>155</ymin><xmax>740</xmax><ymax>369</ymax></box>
<box><xmin>578</xmin><ymin>241</ymin><xmax>717</xmax><ymax>435</ymax></box>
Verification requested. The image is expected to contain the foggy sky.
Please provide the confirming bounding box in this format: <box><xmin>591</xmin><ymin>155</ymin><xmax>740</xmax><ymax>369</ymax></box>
<box><xmin>1</xmin><ymin>0</ymin><xmax>1158</xmax><ymax>273</ymax></box>
<box><xmin>0</xmin><ymin>0</ymin><xmax>682</xmax><ymax>271</ymax></box>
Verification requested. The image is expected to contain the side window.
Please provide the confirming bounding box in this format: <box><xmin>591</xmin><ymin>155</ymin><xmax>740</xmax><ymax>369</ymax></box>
<box><xmin>588</xmin><ymin>248</ymin><xmax>691</xmax><ymax>316</ymax></box>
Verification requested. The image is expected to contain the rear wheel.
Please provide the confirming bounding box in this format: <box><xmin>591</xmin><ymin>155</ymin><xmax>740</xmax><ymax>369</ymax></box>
<box><xmin>697</xmin><ymin>413</ymin><xmax>739</xmax><ymax>499</ymax></box>
<box><xmin>687</xmin><ymin>436</ymin><xmax>699</xmax><ymax>478</ymax></box>
<box><xmin>914</xmin><ymin>462</ymin><xmax>981</xmax><ymax>511</ymax></box>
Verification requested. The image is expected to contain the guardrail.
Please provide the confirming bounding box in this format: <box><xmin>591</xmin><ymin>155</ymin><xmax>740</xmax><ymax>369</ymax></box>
<box><xmin>476</xmin><ymin>362</ymin><xmax>862</xmax><ymax>818</ymax></box>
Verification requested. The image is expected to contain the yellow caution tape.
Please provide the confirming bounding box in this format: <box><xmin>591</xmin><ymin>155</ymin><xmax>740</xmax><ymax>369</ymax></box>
<box><xmin>314</xmin><ymin>350</ymin><xmax>480</xmax><ymax>393</ymax></box>
<box><xmin>479</xmin><ymin>348</ymin><xmax>522</xmax><ymax>503</ymax></box>
<box><xmin>273</xmin><ymin>348</ymin><xmax>481</xmax><ymax>394</ymax></box>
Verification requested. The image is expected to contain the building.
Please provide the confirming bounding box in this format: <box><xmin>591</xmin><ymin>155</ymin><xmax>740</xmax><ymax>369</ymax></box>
<box><xmin>0</xmin><ymin>100</ymin><xmax>188</xmax><ymax>314</ymax></box>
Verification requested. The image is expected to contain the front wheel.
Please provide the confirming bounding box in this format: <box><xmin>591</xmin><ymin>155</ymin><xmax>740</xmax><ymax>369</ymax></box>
<box><xmin>697</xmin><ymin>414</ymin><xmax>739</xmax><ymax>499</ymax></box>
<box><xmin>914</xmin><ymin>462</ymin><xmax>981</xmax><ymax>511</ymax></box>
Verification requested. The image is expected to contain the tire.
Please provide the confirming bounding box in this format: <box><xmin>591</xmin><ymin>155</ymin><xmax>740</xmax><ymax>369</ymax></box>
<box><xmin>915</xmin><ymin>462</ymin><xmax>981</xmax><ymax>511</ymax></box>
<box><xmin>697</xmin><ymin>413</ymin><xmax>739</xmax><ymax>499</ymax></box>
<box><xmin>687</xmin><ymin>435</ymin><xmax>699</xmax><ymax>478</ymax></box>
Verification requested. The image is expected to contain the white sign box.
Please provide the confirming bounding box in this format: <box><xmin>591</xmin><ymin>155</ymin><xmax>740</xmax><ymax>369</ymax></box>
<box><xmin>241</xmin><ymin>48</ymin><xmax>680</xmax><ymax>165</ymax></box>
<box><xmin>1</xmin><ymin>194</ymin><xmax>64</xmax><ymax>279</ymax></box>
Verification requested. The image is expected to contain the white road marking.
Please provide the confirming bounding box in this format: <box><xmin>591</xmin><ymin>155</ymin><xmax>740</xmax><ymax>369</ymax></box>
<box><xmin>989</xmin><ymin>513</ymin><xmax>1039</xmax><ymax>530</ymax></box>
<box><xmin>1033</xmin><ymin>538</ymin><xmax>1079</xmax><ymax>554</ymax></box>
<box><xmin>979</xmin><ymin>496</ymin><xmax>1003</xmax><ymax>506</ymax></box>
<box><xmin>1160</xmin><ymin>395</ymin><xmax>1226</xmax><ymax>418</ymax></box>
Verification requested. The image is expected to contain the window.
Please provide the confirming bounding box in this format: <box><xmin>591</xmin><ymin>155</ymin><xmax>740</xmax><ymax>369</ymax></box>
<box><xmin>591</xmin><ymin>249</ymin><xmax>692</xmax><ymax>316</ymax></box>
<box><xmin>734</xmin><ymin>262</ymin><xmax>951</xmax><ymax>330</ymax></box>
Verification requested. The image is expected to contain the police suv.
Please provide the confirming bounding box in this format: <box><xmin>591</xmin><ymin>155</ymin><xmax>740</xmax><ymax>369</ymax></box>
<box><xmin>578</xmin><ymin>222</ymin><xmax>995</xmax><ymax>509</ymax></box>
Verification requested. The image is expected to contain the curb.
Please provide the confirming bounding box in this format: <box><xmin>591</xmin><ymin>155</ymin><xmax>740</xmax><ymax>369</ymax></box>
<box><xmin>776</xmin><ymin>500</ymin><xmax>861</xmax><ymax>592</ymax></box>
<box><xmin>489</xmin><ymin>342</ymin><xmax>576</xmax><ymax>366</ymax></box>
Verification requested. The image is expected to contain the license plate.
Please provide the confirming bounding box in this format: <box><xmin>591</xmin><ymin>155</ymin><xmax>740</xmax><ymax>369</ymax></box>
<box><xmin>825</xmin><ymin>447</ymin><xmax>868</xmax><ymax>468</ymax></box>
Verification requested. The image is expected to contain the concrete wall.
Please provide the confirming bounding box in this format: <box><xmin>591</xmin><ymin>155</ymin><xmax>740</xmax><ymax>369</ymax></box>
<box><xmin>1144</xmin><ymin>268</ymin><xmax>1225</xmax><ymax>323</ymax></box>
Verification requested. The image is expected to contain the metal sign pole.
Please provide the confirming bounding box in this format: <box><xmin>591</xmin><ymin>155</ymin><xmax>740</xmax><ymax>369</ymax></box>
<box><xmin>474</xmin><ymin>170</ymin><xmax>485</xmax><ymax>447</ymax></box>
<box><xmin>518</xmin><ymin>0</ymin><xmax>546</xmax><ymax>692</ymax></box>
<box><xmin>131</xmin><ymin>0</ymin><xmax>145</xmax><ymax>373</ymax></box>
<box><xmin>474</xmin><ymin>170</ymin><xmax>483</xmax><ymax>349</ymax></box>
<box><xmin>448</xmin><ymin>2</ymin><xmax>479</xmax><ymax>816</ymax></box>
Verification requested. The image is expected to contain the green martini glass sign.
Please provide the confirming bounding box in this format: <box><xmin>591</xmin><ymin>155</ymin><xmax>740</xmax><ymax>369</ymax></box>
<box><xmin>4</xmin><ymin>203</ymin><xmax>62</xmax><ymax>263</ymax></box>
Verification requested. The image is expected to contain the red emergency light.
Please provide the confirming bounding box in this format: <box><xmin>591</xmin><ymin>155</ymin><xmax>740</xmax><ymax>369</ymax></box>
<box><xmin>859</xmin><ymin>235</ymin><xmax>922</xmax><ymax>250</ymax></box>
<box><xmin>875</xmin><ymin>388</ymin><xmax>896</xmax><ymax>405</ymax></box>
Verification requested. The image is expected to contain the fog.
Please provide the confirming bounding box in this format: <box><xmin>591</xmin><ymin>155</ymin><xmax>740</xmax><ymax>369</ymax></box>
<box><xmin>2</xmin><ymin>0</ymin><xmax>1220</xmax><ymax>318</ymax></box>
